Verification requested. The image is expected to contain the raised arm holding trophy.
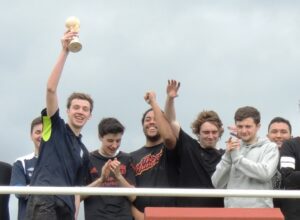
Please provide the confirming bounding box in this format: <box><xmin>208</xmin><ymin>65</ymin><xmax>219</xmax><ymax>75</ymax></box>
<box><xmin>24</xmin><ymin>17</ymin><xmax>93</xmax><ymax>220</ymax></box>
<box><xmin>65</xmin><ymin>16</ymin><xmax>82</xmax><ymax>53</ymax></box>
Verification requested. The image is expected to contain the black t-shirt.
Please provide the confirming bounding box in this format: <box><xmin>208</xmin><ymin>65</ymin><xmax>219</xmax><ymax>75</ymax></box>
<box><xmin>84</xmin><ymin>150</ymin><xmax>135</xmax><ymax>220</ymax></box>
<box><xmin>30</xmin><ymin>109</ymin><xmax>90</xmax><ymax>213</ymax></box>
<box><xmin>175</xmin><ymin>129</ymin><xmax>224</xmax><ymax>207</ymax></box>
<box><xmin>130</xmin><ymin>143</ymin><xmax>178</xmax><ymax>212</ymax></box>
<box><xmin>280</xmin><ymin>137</ymin><xmax>300</xmax><ymax>220</ymax></box>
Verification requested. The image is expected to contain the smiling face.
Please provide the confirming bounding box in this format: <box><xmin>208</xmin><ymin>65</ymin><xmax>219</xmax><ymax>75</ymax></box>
<box><xmin>67</xmin><ymin>98</ymin><xmax>91</xmax><ymax>130</ymax></box>
<box><xmin>31</xmin><ymin>123</ymin><xmax>43</xmax><ymax>150</ymax></box>
<box><xmin>198</xmin><ymin>121</ymin><xmax>220</xmax><ymax>149</ymax></box>
<box><xmin>236</xmin><ymin>117</ymin><xmax>260</xmax><ymax>145</ymax></box>
<box><xmin>267</xmin><ymin>122</ymin><xmax>291</xmax><ymax>147</ymax></box>
<box><xmin>142</xmin><ymin>110</ymin><xmax>161</xmax><ymax>143</ymax></box>
<box><xmin>99</xmin><ymin>133</ymin><xmax>123</xmax><ymax>157</ymax></box>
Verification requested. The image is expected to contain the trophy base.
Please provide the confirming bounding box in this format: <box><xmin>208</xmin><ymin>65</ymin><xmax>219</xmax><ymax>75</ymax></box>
<box><xmin>68</xmin><ymin>39</ymin><xmax>82</xmax><ymax>53</ymax></box>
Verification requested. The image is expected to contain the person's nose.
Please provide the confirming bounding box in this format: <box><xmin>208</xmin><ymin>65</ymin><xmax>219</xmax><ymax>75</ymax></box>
<box><xmin>275</xmin><ymin>132</ymin><xmax>282</xmax><ymax>138</ymax></box>
<box><xmin>148</xmin><ymin>118</ymin><xmax>156</xmax><ymax>125</ymax></box>
<box><xmin>112</xmin><ymin>142</ymin><xmax>119</xmax><ymax>149</ymax></box>
<box><xmin>241</xmin><ymin>127</ymin><xmax>247</xmax><ymax>133</ymax></box>
<box><xmin>208</xmin><ymin>133</ymin><xmax>214</xmax><ymax>138</ymax></box>
<box><xmin>78</xmin><ymin>107</ymin><xmax>85</xmax><ymax>114</ymax></box>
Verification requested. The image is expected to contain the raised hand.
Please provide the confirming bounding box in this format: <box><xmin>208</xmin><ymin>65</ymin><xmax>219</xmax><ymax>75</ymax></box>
<box><xmin>61</xmin><ymin>31</ymin><xmax>78</xmax><ymax>51</ymax></box>
<box><xmin>144</xmin><ymin>91</ymin><xmax>156</xmax><ymax>105</ymax></box>
<box><xmin>228</xmin><ymin>125</ymin><xmax>238</xmax><ymax>138</ymax></box>
<box><xmin>166</xmin><ymin>79</ymin><xmax>180</xmax><ymax>99</ymax></box>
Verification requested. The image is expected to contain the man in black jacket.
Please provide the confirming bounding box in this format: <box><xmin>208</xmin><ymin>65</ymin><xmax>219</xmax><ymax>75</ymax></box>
<box><xmin>280</xmin><ymin>137</ymin><xmax>300</xmax><ymax>220</ymax></box>
<box><xmin>0</xmin><ymin>161</ymin><xmax>12</xmax><ymax>220</ymax></box>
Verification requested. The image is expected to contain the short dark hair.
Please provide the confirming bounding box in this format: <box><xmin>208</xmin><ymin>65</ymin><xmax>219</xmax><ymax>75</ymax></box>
<box><xmin>30</xmin><ymin>117</ymin><xmax>42</xmax><ymax>134</ymax></box>
<box><xmin>67</xmin><ymin>92</ymin><xmax>94</xmax><ymax>112</ymax></box>
<box><xmin>268</xmin><ymin>117</ymin><xmax>292</xmax><ymax>133</ymax></box>
<box><xmin>141</xmin><ymin>108</ymin><xmax>153</xmax><ymax>125</ymax></box>
<box><xmin>234</xmin><ymin>106</ymin><xmax>260</xmax><ymax>124</ymax></box>
<box><xmin>191</xmin><ymin>110</ymin><xmax>224</xmax><ymax>137</ymax></box>
<box><xmin>98</xmin><ymin>117</ymin><xmax>125</xmax><ymax>137</ymax></box>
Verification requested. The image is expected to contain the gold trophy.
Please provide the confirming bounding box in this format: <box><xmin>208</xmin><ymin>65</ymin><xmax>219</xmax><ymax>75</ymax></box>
<box><xmin>65</xmin><ymin>16</ymin><xmax>82</xmax><ymax>53</ymax></box>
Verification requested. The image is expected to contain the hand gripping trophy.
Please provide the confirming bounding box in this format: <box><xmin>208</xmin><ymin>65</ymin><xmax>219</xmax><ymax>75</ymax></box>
<box><xmin>65</xmin><ymin>16</ymin><xmax>82</xmax><ymax>53</ymax></box>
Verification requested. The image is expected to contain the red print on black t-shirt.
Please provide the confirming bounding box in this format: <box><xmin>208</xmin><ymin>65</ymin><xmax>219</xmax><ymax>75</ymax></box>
<box><xmin>132</xmin><ymin>149</ymin><xmax>163</xmax><ymax>176</ymax></box>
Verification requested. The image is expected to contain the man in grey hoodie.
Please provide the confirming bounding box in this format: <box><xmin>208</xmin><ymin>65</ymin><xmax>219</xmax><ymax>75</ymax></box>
<box><xmin>211</xmin><ymin>106</ymin><xmax>279</xmax><ymax>208</ymax></box>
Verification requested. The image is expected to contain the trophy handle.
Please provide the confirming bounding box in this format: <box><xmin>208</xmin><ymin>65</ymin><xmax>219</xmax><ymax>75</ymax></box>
<box><xmin>68</xmin><ymin>36</ymin><xmax>82</xmax><ymax>53</ymax></box>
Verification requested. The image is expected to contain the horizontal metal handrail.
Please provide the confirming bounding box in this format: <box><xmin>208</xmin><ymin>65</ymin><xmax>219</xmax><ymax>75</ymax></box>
<box><xmin>1</xmin><ymin>186</ymin><xmax>300</xmax><ymax>198</ymax></box>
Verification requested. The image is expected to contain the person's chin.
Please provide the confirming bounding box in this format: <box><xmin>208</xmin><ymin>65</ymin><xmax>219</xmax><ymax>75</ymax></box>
<box><xmin>146</xmin><ymin>134</ymin><xmax>160</xmax><ymax>142</ymax></box>
<box><xmin>241</xmin><ymin>138</ymin><xmax>250</xmax><ymax>143</ymax></box>
<box><xmin>205</xmin><ymin>141</ymin><xmax>216</xmax><ymax>146</ymax></box>
<box><xmin>147</xmin><ymin>131</ymin><xmax>158</xmax><ymax>137</ymax></box>
<box><xmin>206</xmin><ymin>145</ymin><xmax>216</xmax><ymax>149</ymax></box>
<box><xmin>74</xmin><ymin>122</ymin><xmax>85</xmax><ymax>129</ymax></box>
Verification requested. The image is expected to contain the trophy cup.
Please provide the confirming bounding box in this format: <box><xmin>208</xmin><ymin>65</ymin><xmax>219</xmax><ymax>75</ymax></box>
<box><xmin>65</xmin><ymin>16</ymin><xmax>82</xmax><ymax>53</ymax></box>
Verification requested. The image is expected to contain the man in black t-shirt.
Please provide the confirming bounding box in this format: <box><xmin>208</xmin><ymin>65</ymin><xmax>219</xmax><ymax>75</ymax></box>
<box><xmin>164</xmin><ymin>80</ymin><xmax>224</xmax><ymax>207</ymax></box>
<box><xmin>130</xmin><ymin>91</ymin><xmax>178</xmax><ymax>220</ymax></box>
<box><xmin>82</xmin><ymin>118</ymin><xmax>135</xmax><ymax>220</ymax></box>
<box><xmin>25</xmin><ymin>31</ymin><xmax>94</xmax><ymax>220</ymax></box>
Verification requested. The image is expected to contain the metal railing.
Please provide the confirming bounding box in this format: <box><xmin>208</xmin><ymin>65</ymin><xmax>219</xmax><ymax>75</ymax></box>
<box><xmin>1</xmin><ymin>186</ymin><xmax>300</xmax><ymax>199</ymax></box>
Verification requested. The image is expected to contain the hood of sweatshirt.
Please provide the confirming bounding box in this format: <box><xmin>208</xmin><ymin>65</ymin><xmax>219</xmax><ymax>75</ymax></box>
<box><xmin>241</xmin><ymin>137</ymin><xmax>271</xmax><ymax>149</ymax></box>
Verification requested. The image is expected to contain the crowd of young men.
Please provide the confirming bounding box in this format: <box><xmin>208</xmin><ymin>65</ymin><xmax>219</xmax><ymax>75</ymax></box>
<box><xmin>6</xmin><ymin>31</ymin><xmax>300</xmax><ymax>220</ymax></box>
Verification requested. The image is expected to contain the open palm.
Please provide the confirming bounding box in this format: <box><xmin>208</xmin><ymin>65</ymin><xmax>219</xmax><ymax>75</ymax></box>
<box><xmin>167</xmin><ymin>79</ymin><xmax>180</xmax><ymax>98</ymax></box>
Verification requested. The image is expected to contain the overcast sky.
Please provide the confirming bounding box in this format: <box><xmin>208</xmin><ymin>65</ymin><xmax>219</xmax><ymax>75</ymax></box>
<box><xmin>1</xmin><ymin>1</ymin><xmax>300</xmax><ymax>219</ymax></box>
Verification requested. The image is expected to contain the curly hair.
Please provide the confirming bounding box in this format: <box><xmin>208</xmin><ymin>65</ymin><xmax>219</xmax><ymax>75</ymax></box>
<box><xmin>191</xmin><ymin>110</ymin><xmax>224</xmax><ymax>137</ymax></box>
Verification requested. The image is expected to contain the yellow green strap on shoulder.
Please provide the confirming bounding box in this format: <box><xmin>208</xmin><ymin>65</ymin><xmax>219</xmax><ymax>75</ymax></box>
<box><xmin>42</xmin><ymin>115</ymin><xmax>52</xmax><ymax>142</ymax></box>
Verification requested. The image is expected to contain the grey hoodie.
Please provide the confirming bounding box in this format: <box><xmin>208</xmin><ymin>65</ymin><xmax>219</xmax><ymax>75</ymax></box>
<box><xmin>211</xmin><ymin>137</ymin><xmax>279</xmax><ymax>208</ymax></box>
